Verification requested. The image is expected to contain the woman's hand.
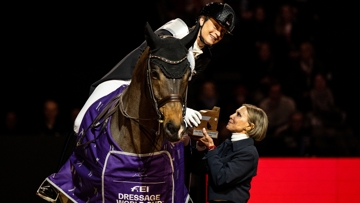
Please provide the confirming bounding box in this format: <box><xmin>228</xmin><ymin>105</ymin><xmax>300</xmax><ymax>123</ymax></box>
<box><xmin>199</xmin><ymin>128</ymin><xmax>215</xmax><ymax>149</ymax></box>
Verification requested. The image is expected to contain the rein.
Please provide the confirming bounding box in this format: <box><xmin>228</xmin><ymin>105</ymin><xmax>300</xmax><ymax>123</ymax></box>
<box><xmin>76</xmin><ymin>94</ymin><xmax>122</xmax><ymax>147</ymax></box>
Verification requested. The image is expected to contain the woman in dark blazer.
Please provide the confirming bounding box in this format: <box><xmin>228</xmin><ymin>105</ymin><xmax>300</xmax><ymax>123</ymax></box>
<box><xmin>193</xmin><ymin>103</ymin><xmax>268</xmax><ymax>203</ymax></box>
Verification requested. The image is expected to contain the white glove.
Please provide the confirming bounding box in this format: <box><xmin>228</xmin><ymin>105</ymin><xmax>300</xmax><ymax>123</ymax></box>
<box><xmin>184</xmin><ymin>107</ymin><xmax>202</xmax><ymax>127</ymax></box>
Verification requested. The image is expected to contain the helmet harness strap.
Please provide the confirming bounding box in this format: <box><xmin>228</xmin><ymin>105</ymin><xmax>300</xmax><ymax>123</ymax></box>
<box><xmin>198</xmin><ymin>19</ymin><xmax>212</xmax><ymax>48</ymax></box>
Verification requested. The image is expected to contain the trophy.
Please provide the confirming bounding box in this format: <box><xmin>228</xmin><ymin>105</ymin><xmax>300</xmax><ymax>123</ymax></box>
<box><xmin>191</xmin><ymin>106</ymin><xmax>220</xmax><ymax>138</ymax></box>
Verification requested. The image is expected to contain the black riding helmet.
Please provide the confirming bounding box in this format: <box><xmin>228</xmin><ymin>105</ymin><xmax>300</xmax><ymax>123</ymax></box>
<box><xmin>199</xmin><ymin>2</ymin><xmax>236</xmax><ymax>34</ymax></box>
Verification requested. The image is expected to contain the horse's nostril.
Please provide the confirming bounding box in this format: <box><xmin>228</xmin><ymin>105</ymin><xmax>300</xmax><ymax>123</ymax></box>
<box><xmin>165</xmin><ymin>121</ymin><xmax>180</xmax><ymax>135</ymax></box>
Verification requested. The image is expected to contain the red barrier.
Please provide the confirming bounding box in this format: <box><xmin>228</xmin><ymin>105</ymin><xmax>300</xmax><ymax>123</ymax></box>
<box><xmin>248</xmin><ymin>158</ymin><xmax>360</xmax><ymax>203</ymax></box>
<box><xmin>204</xmin><ymin>158</ymin><xmax>360</xmax><ymax>203</ymax></box>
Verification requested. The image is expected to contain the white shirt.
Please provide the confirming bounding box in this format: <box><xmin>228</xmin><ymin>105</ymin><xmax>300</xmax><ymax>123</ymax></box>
<box><xmin>192</xmin><ymin>40</ymin><xmax>203</xmax><ymax>58</ymax></box>
<box><xmin>231</xmin><ymin>133</ymin><xmax>249</xmax><ymax>142</ymax></box>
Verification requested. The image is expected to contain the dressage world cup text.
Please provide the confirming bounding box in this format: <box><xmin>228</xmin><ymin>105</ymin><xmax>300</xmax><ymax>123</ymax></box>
<box><xmin>116</xmin><ymin>193</ymin><xmax>163</xmax><ymax>203</ymax></box>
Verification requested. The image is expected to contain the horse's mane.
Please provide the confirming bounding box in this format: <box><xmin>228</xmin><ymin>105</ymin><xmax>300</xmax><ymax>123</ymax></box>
<box><xmin>132</xmin><ymin>47</ymin><xmax>150</xmax><ymax>82</ymax></box>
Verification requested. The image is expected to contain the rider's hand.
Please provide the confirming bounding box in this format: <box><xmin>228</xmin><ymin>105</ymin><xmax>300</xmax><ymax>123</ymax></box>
<box><xmin>184</xmin><ymin>108</ymin><xmax>202</xmax><ymax>127</ymax></box>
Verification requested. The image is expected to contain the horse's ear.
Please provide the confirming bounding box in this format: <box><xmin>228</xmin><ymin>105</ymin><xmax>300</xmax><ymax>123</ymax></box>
<box><xmin>180</xmin><ymin>21</ymin><xmax>200</xmax><ymax>49</ymax></box>
<box><xmin>144</xmin><ymin>22</ymin><xmax>159</xmax><ymax>50</ymax></box>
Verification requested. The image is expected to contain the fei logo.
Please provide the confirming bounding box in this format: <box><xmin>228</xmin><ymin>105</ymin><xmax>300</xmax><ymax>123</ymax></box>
<box><xmin>131</xmin><ymin>186</ymin><xmax>149</xmax><ymax>192</ymax></box>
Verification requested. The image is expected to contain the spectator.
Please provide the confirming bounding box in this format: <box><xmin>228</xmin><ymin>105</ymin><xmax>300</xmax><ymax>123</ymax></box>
<box><xmin>308</xmin><ymin>73</ymin><xmax>344</xmax><ymax>128</ymax></box>
<box><xmin>191</xmin><ymin>80</ymin><xmax>221</xmax><ymax>111</ymax></box>
<box><xmin>1</xmin><ymin>110</ymin><xmax>24</xmax><ymax>136</ymax></box>
<box><xmin>284</xmin><ymin>40</ymin><xmax>328</xmax><ymax>111</ymax></box>
<box><xmin>252</xmin><ymin>4</ymin><xmax>274</xmax><ymax>44</ymax></box>
<box><xmin>34</xmin><ymin>99</ymin><xmax>67</xmax><ymax>137</ymax></box>
<box><xmin>230</xmin><ymin>0</ymin><xmax>257</xmax><ymax>69</ymax></box>
<box><xmin>259</xmin><ymin>81</ymin><xmax>296</xmax><ymax>137</ymax></box>
<box><xmin>274</xmin><ymin>110</ymin><xmax>314</xmax><ymax>157</ymax></box>
<box><xmin>226</xmin><ymin>83</ymin><xmax>251</xmax><ymax>115</ymax></box>
<box><xmin>248</xmin><ymin>41</ymin><xmax>284</xmax><ymax>104</ymax></box>
<box><xmin>272</xmin><ymin>3</ymin><xmax>306</xmax><ymax>61</ymax></box>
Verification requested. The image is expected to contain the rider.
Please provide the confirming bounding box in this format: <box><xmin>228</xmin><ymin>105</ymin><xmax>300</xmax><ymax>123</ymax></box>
<box><xmin>74</xmin><ymin>2</ymin><xmax>237</xmax><ymax>133</ymax></box>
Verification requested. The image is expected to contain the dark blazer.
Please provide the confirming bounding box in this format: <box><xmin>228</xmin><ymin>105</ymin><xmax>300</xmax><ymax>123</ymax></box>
<box><xmin>204</xmin><ymin>138</ymin><xmax>259</xmax><ymax>203</ymax></box>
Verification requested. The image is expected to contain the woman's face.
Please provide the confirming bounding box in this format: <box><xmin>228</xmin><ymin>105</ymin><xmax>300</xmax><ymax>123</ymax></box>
<box><xmin>226</xmin><ymin>106</ymin><xmax>251</xmax><ymax>134</ymax></box>
<box><xmin>198</xmin><ymin>17</ymin><xmax>226</xmax><ymax>46</ymax></box>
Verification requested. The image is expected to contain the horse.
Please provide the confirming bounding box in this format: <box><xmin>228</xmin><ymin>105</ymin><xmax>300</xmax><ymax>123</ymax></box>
<box><xmin>37</xmin><ymin>21</ymin><xmax>200</xmax><ymax>203</ymax></box>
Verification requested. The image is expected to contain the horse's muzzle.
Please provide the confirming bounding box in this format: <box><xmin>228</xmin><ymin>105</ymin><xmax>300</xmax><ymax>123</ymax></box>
<box><xmin>164</xmin><ymin>120</ymin><xmax>183</xmax><ymax>142</ymax></box>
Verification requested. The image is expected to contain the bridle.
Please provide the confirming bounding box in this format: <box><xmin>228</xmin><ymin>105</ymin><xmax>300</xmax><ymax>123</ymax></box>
<box><xmin>116</xmin><ymin>49</ymin><xmax>190</xmax><ymax>137</ymax></box>
<box><xmin>146</xmin><ymin>52</ymin><xmax>189</xmax><ymax>134</ymax></box>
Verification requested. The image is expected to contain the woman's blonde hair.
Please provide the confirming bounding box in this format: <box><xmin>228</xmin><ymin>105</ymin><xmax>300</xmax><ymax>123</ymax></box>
<box><xmin>243</xmin><ymin>103</ymin><xmax>268</xmax><ymax>141</ymax></box>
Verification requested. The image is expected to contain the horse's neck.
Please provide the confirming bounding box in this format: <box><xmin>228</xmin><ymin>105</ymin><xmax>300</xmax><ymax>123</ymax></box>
<box><xmin>111</xmin><ymin>76</ymin><xmax>164</xmax><ymax>154</ymax></box>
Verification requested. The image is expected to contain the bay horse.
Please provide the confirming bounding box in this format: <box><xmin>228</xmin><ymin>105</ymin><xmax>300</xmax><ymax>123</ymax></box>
<box><xmin>37</xmin><ymin>21</ymin><xmax>200</xmax><ymax>203</ymax></box>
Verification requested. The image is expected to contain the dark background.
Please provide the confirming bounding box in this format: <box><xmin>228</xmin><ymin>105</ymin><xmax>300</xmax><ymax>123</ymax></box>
<box><xmin>3</xmin><ymin>1</ymin><xmax>357</xmax><ymax>129</ymax></box>
<box><xmin>3</xmin><ymin>1</ymin><xmax>165</xmax><ymax>116</ymax></box>
<box><xmin>2</xmin><ymin>1</ymin><xmax>358</xmax><ymax>202</ymax></box>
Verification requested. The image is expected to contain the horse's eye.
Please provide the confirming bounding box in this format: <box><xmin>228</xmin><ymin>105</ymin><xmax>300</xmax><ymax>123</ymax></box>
<box><xmin>151</xmin><ymin>70</ymin><xmax>160</xmax><ymax>80</ymax></box>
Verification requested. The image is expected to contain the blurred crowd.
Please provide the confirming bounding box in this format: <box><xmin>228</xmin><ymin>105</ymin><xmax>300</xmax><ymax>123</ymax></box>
<box><xmin>2</xmin><ymin>0</ymin><xmax>358</xmax><ymax>157</ymax></box>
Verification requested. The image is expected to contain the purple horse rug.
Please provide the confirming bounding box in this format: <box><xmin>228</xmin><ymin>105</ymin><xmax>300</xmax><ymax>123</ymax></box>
<box><xmin>37</xmin><ymin>85</ymin><xmax>189</xmax><ymax>203</ymax></box>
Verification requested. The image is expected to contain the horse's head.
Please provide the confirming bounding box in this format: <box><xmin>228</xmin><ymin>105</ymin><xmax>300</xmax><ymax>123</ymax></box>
<box><xmin>144</xmin><ymin>22</ymin><xmax>200</xmax><ymax>142</ymax></box>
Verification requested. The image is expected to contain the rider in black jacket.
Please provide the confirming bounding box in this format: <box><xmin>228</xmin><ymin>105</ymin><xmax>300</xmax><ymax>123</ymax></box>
<box><xmin>74</xmin><ymin>2</ymin><xmax>237</xmax><ymax>133</ymax></box>
<box><xmin>88</xmin><ymin>2</ymin><xmax>236</xmax><ymax>94</ymax></box>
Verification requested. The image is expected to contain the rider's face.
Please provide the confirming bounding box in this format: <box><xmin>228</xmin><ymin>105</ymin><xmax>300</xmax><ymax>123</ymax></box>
<box><xmin>198</xmin><ymin>17</ymin><xmax>226</xmax><ymax>46</ymax></box>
